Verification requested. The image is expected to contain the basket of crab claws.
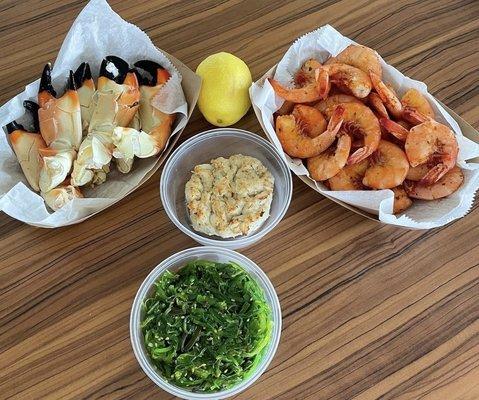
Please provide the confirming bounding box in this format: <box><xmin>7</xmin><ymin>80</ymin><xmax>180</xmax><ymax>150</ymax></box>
<box><xmin>0</xmin><ymin>0</ymin><xmax>200</xmax><ymax>228</ymax></box>
<box><xmin>250</xmin><ymin>25</ymin><xmax>479</xmax><ymax>229</ymax></box>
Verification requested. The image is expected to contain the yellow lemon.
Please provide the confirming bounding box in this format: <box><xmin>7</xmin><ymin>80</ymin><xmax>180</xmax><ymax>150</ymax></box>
<box><xmin>196</xmin><ymin>52</ymin><xmax>252</xmax><ymax>127</ymax></box>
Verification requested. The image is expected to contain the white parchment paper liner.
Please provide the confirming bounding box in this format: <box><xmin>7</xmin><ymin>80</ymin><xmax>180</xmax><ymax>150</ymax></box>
<box><xmin>251</xmin><ymin>25</ymin><xmax>479</xmax><ymax>229</ymax></box>
<box><xmin>0</xmin><ymin>0</ymin><xmax>200</xmax><ymax>228</ymax></box>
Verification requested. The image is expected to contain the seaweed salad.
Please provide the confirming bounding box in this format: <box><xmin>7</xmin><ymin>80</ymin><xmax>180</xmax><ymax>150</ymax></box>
<box><xmin>141</xmin><ymin>260</ymin><xmax>273</xmax><ymax>392</ymax></box>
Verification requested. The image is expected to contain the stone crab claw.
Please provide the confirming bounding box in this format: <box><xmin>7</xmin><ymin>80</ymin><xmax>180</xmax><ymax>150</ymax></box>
<box><xmin>74</xmin><ymin>62</ymin><xmax>95</xmax><ymax>130</ymax></box>
<box><xmin>38</xmin><ymin>63</ymin><xmax>83</xmax><ymax>151</ymax></box>
<box><xmin>38</xmin><ymin>147</ymin><xmax>76</xmax><ymax>193</ymax></box>
<box><xmin>41</xmin><ymin>180</ymin><xmax>83</xmax><ymax>211</ymax></box>
<box><xmin>5</xmin><ymin>101</ymin><xmax>47</xmax><ymax>191</ymax></box>
<box><xmin>88</xmin><ymin>55</ymin><xmax>140</xmax><ymax>133</ymax></box>
<box><xmin>133</xmin><ymin>60</ymin><xmax>176</xmax><ymax>155</ymax></box>
<box><xmin>71</xmin><ymin>133</ymin><xmax>112</xmax><ymax>187</ymax></box>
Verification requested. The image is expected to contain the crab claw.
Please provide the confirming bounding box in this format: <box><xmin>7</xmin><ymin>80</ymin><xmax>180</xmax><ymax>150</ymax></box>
<box><xmin>99</xmin><ymin>55</ymin><xmax>130</xmax><ymax>84</ymax></box>
<box><xmin>71</xmin><ymin>132</ymin><xmax>113</xmax><ymax>187</ymax></box>
<box><xmin>134</xmin><ymin>60</ymin><xmax>171</xmax><ymax>86</ymax></box>
<box><xmin>74</xmin><ymin>62</ymin><xmax>95</xmax><ymax>129</ymax></box>
<box><xmin>90</xmin><ymin>56</ymin><xmax>140</xmax><ymax>133</ymax></box>
<box><xmin>38</xmin><ymin>63</ymin><xmax>57</xmax><ymax>106</ymax></box>
<box><xmin>74</xmin><ymin>62</ymin><xmax>92</xmax><ymax>87</ymax></box>
<box><xmin>112</xmin><ymin>127</ymin><xmax>157</xmax><ymax>159</ymax></box>
<box><xmin>41</xmin><ymin>181</ymin><xmax>83</xmax><ymax>211</ymax></box>
<box><xmin>6</xmin><ymin>102</ymin><xmax>46</xmax><ymax>192</ymax></box>
<box><xmin>37</xmin><ymin>64</ymin><xmax>82</xmax><ymax>151</ymax></box>
<box><xmin>130</xmin><ymin>59</ymin><xmax>175</xmax><ymax>156</ymax></box>
<box><xmin>23</xmin><ymin>100</ymin><xmax>40</xmax><ymax>132</ymax></box>
<box><xmin>38</xmin><ymin>148</ymin><xmax>76</xmax><ymax>192</ymax></box>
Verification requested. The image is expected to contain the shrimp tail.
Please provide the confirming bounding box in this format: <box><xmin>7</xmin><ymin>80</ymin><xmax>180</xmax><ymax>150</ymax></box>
<box><xmin>379</xmin><ymin>118</ymin><xmax>408</xmax><ymax>141</ymax></box>
<box><xmin>420</xmin><ymin>164</ymin><xmax>449</xmax><ymax>185</ymax></box>
<box><xmin>402</xmin><ymin>106</ymin><xmax>428</xmax><ymax>125</ymax></box>
<box><xmin>348</xmin><ymin>146</ymin><xmax>370</xmax><ymax>165</ymax></box>
<box><xmin>328</xmin><ymin>105</ymin><xmax>345</xmax><ymax>136</ymax></box>
<box><xmin>316</xmin><ymin>68</ymin><xmax>330</xmax><ymax>99</ymax></box>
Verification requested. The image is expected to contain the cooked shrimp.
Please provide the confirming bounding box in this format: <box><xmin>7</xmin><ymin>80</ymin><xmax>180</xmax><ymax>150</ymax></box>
<box><xmin>320</xmin><ymin>63</ymin><xmax>372</xmax><ymax>98</ymax></box>
<box><xmin>295</xmin><ymin>59</ymin><xmax>322</xmax><ymax>86</ymax></box>
<box><xmin>325</xmin><ymin>44</ymin><xmax>382</xmax><ymax>77</ymax></box>
<box><xmin>405</xmin><ymin>120</ymin><xmax>458</xmax><ymax>184</ymax></box>
<box><xmin>369</xmin><ymin>71</ymin><xmax>402</xmax><ymax>118</ymax></box>
<box><xmin>392</xmin><ymin>185</ymin><xmax>412</xmax><ymax>214</ymax></box>
<box><xmin>315</xmin><ymin>94</ymin><xmax>362</xmax><ymax>116</ymax></box>
<box><xmin>307</xmin><ymin>133</ymin><xmax>352</xmax><ymax>181</ymax></box>
<box><xmin>401</xmin><ymin>88</ymin><xmax>435</xmax><ymax>122</ymax></box>
<box><xmin>323</xmin><ymin>102</ymin><xmax>380</xmax><ymax>165</ymax></box>
<box><xmin>269</xmin><ymin>68</ymin><xmax>328</xmax><ymax>103</ymax></box>
<box><xmin>379</xmin><ymin>118</ymin><xmax>408</xmax><ymax>141</ymax></box>
<box><xmin>328</xmin><ymin>159</ymin><xmax>369</xmax><ymax>190</ymax></box>
<box><xmin>368</xmin><ymin>92</ymin><xmax>389</xmax><ymax>118</ymax></box>
<box><xmin>292</xmin><ymin>104</ymin><xmax>327</xmax><ymax>138</ymax></box>
<box><xmin>362</xmin><ymin>140</ymin><xmax>409</xmax><ymax>189</ymax></box>
<box><xmin>404</xmin><ymin>166</ymin><xmax>463</xmax><ymax>200</ymax></box>
<box><xmin>275</xmin><ymin>104</ymin><xmax>344</xmax><ymax>158</ymax></box>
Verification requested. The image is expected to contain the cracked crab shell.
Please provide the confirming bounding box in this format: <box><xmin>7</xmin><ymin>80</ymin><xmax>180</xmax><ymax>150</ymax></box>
<box><xmin>9</xmin><ymin>131</ymin><xmax>46</xmax><ymax>192</ymax></box>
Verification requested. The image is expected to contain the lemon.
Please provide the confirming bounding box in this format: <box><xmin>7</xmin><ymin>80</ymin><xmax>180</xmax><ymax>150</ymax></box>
<box><xmin>196</xmin><ymin>52</ymin><xmax>252</xmax><ymax>127</ymax></box>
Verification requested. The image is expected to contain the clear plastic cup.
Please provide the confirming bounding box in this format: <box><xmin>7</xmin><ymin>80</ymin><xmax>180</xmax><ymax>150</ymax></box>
<box><xmin>130</xmin><ymin>246</ymin><xmax>282</xmax><ymax>400</ymax></box>
<box><xmin>160</xmin><ymin>128</ymin><xmax>292</xmax><ymax>249</ymax></box>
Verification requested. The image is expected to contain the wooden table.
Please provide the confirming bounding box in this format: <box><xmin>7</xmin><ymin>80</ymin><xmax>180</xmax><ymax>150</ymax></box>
<box><xmin>1</xmin><ymin>1</ymin><xmax>478</xmax><ymax>399</ymax></box>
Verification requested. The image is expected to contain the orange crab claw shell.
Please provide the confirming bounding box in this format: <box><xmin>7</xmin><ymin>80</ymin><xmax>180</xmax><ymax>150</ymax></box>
<box><xmin>157</xmin><ymin>68</ymin><xmax>171</xmax><ymax>85</ymax></box>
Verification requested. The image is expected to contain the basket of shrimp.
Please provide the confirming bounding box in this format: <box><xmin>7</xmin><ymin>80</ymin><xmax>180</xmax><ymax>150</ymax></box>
<box><xmin>0</xmin><ymin>0</ymin><xmax>200</xmax><ymax>228</ymax></box>
<box><xmin>251</xmin><ymin>25</ymin><xmax>479</xmax><ymax>228</ymax></box>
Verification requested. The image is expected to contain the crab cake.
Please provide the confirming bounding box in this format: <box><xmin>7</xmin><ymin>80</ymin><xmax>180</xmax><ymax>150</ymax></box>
<box><xmin>185</xmin><ymin>154</ymin><xmax>274</xmax><ymax>238</ymax></box>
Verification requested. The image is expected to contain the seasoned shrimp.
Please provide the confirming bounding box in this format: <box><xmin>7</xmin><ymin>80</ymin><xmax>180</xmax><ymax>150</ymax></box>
<box><xmin>325</xmin><ymin>44</ymin><xmax>382</xmax><ymax>77</ymax></box>
<box><xmin>307</xmin><ymin>132</ymin><xmax>352</xmax><ymax>181</ymax></box>
<box><xmin>315</xmin><ymin>94</ymin><xmax>362</xmax><ymax>116</ymax></box>
<box><xmin>405</xmin><ymin>120</ymin><xmax>458</xmax><ymax>184</ymax></box>
<box><xmin>369</xmin><ymin>71</ymin><xmax>402</xmax><ymax>118</ymax></box>
<box><xmin>292</xmin><ymin>104</ymin><xmax>327</xmax><ymax>138</ymax></box>
<box><xmin>363</xmin><ymin>140</ymin><xmax>409</xmax><ymax>189</ymax></box>
<box><xmin>320</xmin><ymin>63</ymin><xmax>372</xmax><ymax>98</ymax></box>
<box><xmin>295</xmin><ymin>59</ymin><xmax>322</xmax><ymax>86</ymax></box>
<box><xmin>392</xmin><ymin>185</ymin><xmax>412</xmax><ymax>214</ymax></box>
<box><xmin>269</xmin><ymin>68</ymin><xmax>328</xmax><ymax>103</ymax></box>
<box><xmin>401</xmin><ymin>88</ymin><xmax>435</xmax><ymax>122</ymax></box>
<box><xmin>328</xmin><ymin>159</ymin><xmax>369</xmax><ymax>190</ymax></box>
<box><xmin>404</xmin><ymin>166</ymin><xmax>463</xmax><ymax>200</ymax></box>
<box><xmin>275</xmin><ymin>104</ymin><xmax>343</xmax><ymax>158</ymax></box>
<box><xmin>368</xmin><ymin>92</ymin><xmax>388</xmax><ymax>118</ymax></box>
<box><xmin>322</xmin><ymin>102</ymin><xmax>380</xmax><ymax>165</ymax></box>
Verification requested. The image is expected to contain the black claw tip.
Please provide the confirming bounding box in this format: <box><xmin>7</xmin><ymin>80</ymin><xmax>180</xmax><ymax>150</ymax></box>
<box><xmin>23</xmin><ymin>100</ymin><xmax>40</xmax><ymax>132</ymax></box>
<box><xmin>100</xmin><ymin>55</ymin><xmax>129</xmax><ymax>84</ymax></box>
<box><xmin>74</xmin><ymin>62</ymin><xmax>92</xmax><ymax>87</ymax></box>
<box><xmin>67</xmin><ymin>70</ymin><xmax>77</xmax><ymax>90</ymax></box>
<box><xmin>39</xmin><ymin>63</ymin><xmax>57</xmax><ymax>97</ymax></box>
<box><xmin>132</xmin><ymin>68</ymin><xmax>147</xmax><ymax>86</ymax></box>
<box><xmin>134</xmin><ymin>60</ymin><xmax>165</xmax><ymax>86</ymax></box>
<box><xmin>5</xmin><ymin>121</ymin><xmax>25</xmax><ymax>134</ymax></box>
<box><xmin>23</xmin><ymin>100</ymin><xmax>39</xmax><ymax>113</ymax></box>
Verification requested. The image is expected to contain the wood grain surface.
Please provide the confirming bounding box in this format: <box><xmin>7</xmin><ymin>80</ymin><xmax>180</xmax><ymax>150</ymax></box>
<box><xmin>1</xmin><ymin>0</ymin><xmax>478</xmax><ymax>399</ymax></box>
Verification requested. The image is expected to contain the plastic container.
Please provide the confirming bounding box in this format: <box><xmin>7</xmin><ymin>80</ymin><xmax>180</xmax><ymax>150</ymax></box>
<box><xmin>130</xmin><ymin>246</ymin><xmax>282</xmax><ymax>399</ymax></box>
<box><xmin>160</xmin><ymin>128</ymin><xmax>292</xmax><ymax>249</ymax></box>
